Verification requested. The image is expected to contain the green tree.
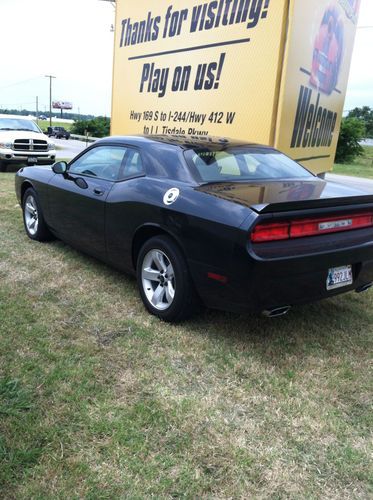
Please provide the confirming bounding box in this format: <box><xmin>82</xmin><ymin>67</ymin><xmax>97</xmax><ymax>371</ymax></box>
<box><xmin>347</xmin><ymin>106</ymin><xmax>373</xmax><ymax>138</ymax></box>
<box><xmin>335</xmin><ymin>117</ymin><xmax>365</xmax><ymax>164</ymax></box>
<box><xmin>71</xmin><ymin>116</ymin><xmax>110</xmax><ymax>138</ymax></box>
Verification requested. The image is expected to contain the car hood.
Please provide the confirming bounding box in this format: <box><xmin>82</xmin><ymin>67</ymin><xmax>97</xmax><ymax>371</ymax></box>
<box><xmin>196</xmin><ymin>178</ymin><xmax>373</xmax><ymax>213</ymax></box>
<box><xmin>0</xmin><ymin>130</ymin><xmax>50</xmax><ymax>141</ymax></box>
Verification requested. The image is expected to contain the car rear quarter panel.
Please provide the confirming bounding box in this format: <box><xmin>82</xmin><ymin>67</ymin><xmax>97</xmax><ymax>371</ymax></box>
<box><xmin>105</xmin><ymin>176</ymin><xmax>255</xmax><ymax>274</ymax></box>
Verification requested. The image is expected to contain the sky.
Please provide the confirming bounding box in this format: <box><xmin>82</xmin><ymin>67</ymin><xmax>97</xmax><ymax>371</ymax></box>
<box><xmin>0</xmin><ymin>0</ymin><xmax>115</xmax><ymax>116</ymax></box>
<box><xmin>344</xmin><ymin>0</ymin><xmax>373</xmax><ymax>112</ymax></box>
<box><xmin>0</xmin><ymin>0</ymin><xmax>372</xmax><ymax>117</ymax></box>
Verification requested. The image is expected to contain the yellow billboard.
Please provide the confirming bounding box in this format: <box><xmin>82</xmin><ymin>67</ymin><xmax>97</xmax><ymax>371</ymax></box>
<box><xmin>111</xmin><ymin>0</ymin><xmax>361</xmax><ymax>174</ymax></box>
<box><xmin>276</xmin><ymin>0</ymin><xmax>361</xmax><ymax>174</ymax></box>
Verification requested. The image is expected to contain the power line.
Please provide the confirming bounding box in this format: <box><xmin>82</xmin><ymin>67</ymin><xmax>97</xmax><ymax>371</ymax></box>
<box><xmin>0</xmin><ymin>76</ymin><xmax>42</xmax><ymax>90</ymax></box>
<box><xmin>0</xmin><ymin>101</ymin><xmax>46</xmax><ymax>107</ymax></box>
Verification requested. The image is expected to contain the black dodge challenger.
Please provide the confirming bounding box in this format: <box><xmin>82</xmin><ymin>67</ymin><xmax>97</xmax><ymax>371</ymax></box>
<box><xmin>15</xmin><ymin>135</ymin><xmax>373</xmax><ymax>321</ymax></box>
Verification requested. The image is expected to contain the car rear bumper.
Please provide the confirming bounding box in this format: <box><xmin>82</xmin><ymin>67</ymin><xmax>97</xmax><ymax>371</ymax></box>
<box><xmin>188</xmin><ymin>230</ymin><xmax>373</xmax><ymax>313</ymax></box>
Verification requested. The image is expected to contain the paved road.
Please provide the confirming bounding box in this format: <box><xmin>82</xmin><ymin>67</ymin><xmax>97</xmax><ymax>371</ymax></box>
<box><xmin>326</xmin><ymin>173</ymin><xmax>373</xmax><ymax>193</ymax></box>
<box><xmin>54</xmin><ymin>138</ymin><xmax>89</xmax><ymax>160</ymax></box>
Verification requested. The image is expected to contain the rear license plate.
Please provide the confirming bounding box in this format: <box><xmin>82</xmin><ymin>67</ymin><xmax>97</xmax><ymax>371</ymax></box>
<box><xmin>326</xmin><ymin>265</ymin><xmax>353</xmax><ymax>290</ymax></box>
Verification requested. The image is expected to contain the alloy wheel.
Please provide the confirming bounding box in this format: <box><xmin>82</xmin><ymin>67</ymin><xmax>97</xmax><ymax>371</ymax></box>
<box><xmin>24</xmin><ymin>195</ymin><xmax>39</xmax><ymax>236</ymax></box>
<box><xmin>141</xmin><ymin>249</ymin><xmax>176</xmax><ymax>310</ymax></box>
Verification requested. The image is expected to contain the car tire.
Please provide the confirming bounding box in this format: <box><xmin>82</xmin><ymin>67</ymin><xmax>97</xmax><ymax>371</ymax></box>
<box><xmin>22</xmin><ymin>188</ymin><xmax>53</xmax><ymax>241</ymax></box>
<box><xmin>137</xmin><ymin>235</ymin><xmax>200</xmax><ymax>322</ymax></box>
<box><xmin>0</xmin><ymin>161</ymin><xmax>7</xmax><ymax>172</ymax></box>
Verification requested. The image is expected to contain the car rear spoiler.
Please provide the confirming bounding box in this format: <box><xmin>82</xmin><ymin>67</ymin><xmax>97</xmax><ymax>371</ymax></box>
<box><xmin>251</xmin><ymin>194</ymin><xmax>373</xmax><ymax>214</ymax></box>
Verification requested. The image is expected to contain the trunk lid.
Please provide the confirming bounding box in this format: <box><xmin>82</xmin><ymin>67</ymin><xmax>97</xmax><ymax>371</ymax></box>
<box><xmin>196</xmin><ymin>179</ymin><xmax>373</xmax><ymax>213</ymax></box>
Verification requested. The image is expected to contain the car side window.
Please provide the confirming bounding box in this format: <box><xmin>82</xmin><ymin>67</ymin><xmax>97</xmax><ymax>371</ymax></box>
<box><xmin>69</xmin><ymin>146</ymin><xmax>128</xmax><ymax>181</ymax></box>
<box><xmin>118</xmin><ymin>148</ymin><xmax>144</xmax><ymax>181</ymax></box>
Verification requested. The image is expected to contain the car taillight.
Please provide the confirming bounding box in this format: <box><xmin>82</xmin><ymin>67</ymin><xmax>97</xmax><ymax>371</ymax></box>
<box><xmin>251</xmin><ymin>222</ymin><xmax>290</xmax><ymax>242</ymax></box>
<box><xmin>251</xmin><ymin>212</ymin><xmax>373</xmax><ymax>243</ymax></box>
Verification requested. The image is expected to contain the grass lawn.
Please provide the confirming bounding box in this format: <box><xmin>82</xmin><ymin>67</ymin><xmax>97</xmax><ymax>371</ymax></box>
<box><xmin>333</xmin><ymin>146</ymin><xmax>373</xmax><ymax>179</ymax></box>
<box><xmin>0</xmin><ymin>172</ymin><xmax>372</xmax><ymax>498</ymax></box>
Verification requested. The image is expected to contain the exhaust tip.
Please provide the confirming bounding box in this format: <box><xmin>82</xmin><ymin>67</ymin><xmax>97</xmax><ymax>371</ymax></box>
<box><xmin>355</xmin><ymin>282</ymin><xmax>373</xmax><ymax>294</ymax></box>
<box><xmin>262</xmin><ymin>306</ymin><xmax>291</xmax><ymax>318</ymax></box>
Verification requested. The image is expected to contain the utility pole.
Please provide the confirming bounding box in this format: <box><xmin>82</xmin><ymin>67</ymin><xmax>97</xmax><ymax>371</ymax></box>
<box><xmin>45</xmin><ymin>75</ymin><xmax>56</xmax><ymax>127</ymax></box>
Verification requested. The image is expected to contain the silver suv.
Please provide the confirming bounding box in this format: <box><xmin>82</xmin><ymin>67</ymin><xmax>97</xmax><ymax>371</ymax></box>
<box><xmin>0</xmin><ymin>117</ymin><xmax>56</xmax><ymax>172</ymax></box>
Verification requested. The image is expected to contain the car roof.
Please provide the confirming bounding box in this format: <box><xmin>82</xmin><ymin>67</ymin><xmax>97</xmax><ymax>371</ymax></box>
<box><xmin>97</xmin><ymin>134</ymin><xmax>267</xmax><ymax>151</ymax></box>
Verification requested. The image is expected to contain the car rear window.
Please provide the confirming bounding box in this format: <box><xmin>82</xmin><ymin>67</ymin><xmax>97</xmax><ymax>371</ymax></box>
<box><xmin>184</xmin><ymin>147</ymin><xmax>314</xmax><ymax>183</ymax></box>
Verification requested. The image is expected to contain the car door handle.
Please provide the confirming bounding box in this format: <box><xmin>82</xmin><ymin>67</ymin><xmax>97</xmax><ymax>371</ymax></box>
<box><xmin>93</xmin><ymin>188</ymin><xmax>105</xmax><ymax>196</ymax></box>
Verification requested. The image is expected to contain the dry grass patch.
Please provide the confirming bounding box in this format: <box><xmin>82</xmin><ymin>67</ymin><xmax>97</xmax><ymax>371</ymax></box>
<box><xmin>0</xmin><ymin>172</ymin><xmax>372</xmax><ymax>499</ymax></box>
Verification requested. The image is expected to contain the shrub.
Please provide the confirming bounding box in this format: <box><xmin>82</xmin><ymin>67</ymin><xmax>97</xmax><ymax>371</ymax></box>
<box><xmin>71</xmin><ymin>116</ymin><xmax>110</xmax><ymax>138</ymax></box>
<box><xmin>335</xmin><ymin>117</ymin><xmax>365</xmax><ymax>164</ymax></box>
<box><xmin>348</xmin><ymin>106</ymin><xmax>373</xmax><ymax>138</ymax></box>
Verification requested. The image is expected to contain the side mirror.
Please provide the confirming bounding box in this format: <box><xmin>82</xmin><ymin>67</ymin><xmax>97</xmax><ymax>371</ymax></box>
<box><xmin>52</xmin><ymin>161</ymin><xmax>67</xmax><ymax>174</ymax></box>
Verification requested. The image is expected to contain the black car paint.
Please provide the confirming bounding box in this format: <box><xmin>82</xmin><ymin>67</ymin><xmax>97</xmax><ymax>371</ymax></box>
<box><xmin>47</xmin><ymin>172</ymin><xmax>113</xmax><ymax>258</ymax></box>
<box><xmin>15</xmin><ymin>135</ymin><xmax>373</xmax><ymax>313</ymax></box>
